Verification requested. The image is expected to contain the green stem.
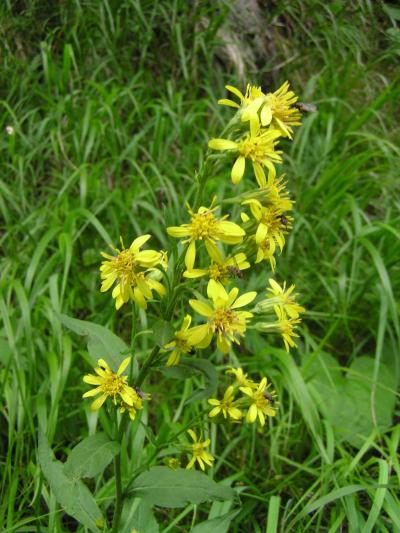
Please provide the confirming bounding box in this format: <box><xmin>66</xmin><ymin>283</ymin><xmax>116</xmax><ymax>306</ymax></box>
<box><xmin>111</xmin><ymin>415</ymin><xmax>123</xmax><ymax>532</ymax></box>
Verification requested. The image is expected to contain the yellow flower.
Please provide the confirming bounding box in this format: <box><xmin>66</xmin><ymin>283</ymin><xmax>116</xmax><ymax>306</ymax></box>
<box><xmin>183</xmin><ymin>251</ymin><xmax>250</xmax><ymax>287</ymax></box>
<box><xmin>186</xmin><ymin>429</ymin><xmax>214</xmax><ymax>471</ymax></box>
<box><xmin>100</xmin><ymin>235</ymin><xmax>166</xmax><ymax>310</ymax></box>
<box><xmin>189</xmin><ymin>279</ymin><xmax>257</xmax><ymax>353</ymax></box>
<box><xmin>167</xmin><ymin>202</ymin><xmax>245</xmax><ymax>270</ymax></box>
<box><xmin>276</xmin><ymin>308</ymin><xmax>300</xmax><ymax>351</ymax></box>
<box><xmin>226</xmin><ymin>367</ymin><xmax>256</xmax><ymax>389</ymax></box>
<box><xmin>82</xmin><ymin>357</ymin><xmax>136</xmax><ymax>411</ymax></box>
<box><xmin>243</xmin><ymin>199</ymin><xmax>291</xmax><ymax>252</ymax></box>
<box><xmin>259</xmin><ymin>81</ymin><xmax>302</xmax><ymax>139</ymax></box>
<box><xmin>254</xmin><ymin>237</ymin><xmax>277</xmax><ymax>270</ymax></box>
<box><xmin>240</xmin><ymin>377</ymin><xmax>277</xmax><ymax>426</ymax></box>
<box><xmin>208</xmin><ymin>127</ymin><xmax>282</xmax><ymax>187</ymax></box>
<box><xmin>208</xmin><ymin>386</ymin><xmax>243</xmax><ymax>420</ymax></box>
<box><xmin>258</xmin><ymin>308</ymin><xmax>300</xmax><ymax>351</ymax></box>
<box><xmin>266</xmin><ymin>278</ymin><xmax>305</xmax><ymax>319</ymax></box>
<box><xmin>162</xmin><ymin>315</ymin><xmax>205</xmax><ymax>366</ymax></box>
<box><xmin>218</xmin><ymin>82</ymin><xmax>301</xmax><ymax>139</ymax></box>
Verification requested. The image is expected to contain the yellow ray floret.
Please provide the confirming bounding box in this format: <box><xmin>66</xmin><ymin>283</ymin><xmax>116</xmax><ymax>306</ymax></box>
<box><xmin>167</xmin><ymin>202</ymin><xmax>245</xmax><ymax>270</ymax></box>
<box><xmin>186</xmin><ymin>429</ymin><xmax>214</xmax><ymax>471</ymax></box>
<box><xmin>208</xmin><ymin>127</ymin><xmax>282</xmax><ymax>187</ymax></box>
<box><xmin>82</xmin><ymin>357</ymin><xmax>137</xmax><ymax>411</ymax></box>
<box><xmin>188</xmin><ymin>279</ymin><xmax>257</xmax><ymax>353</ymax></box>
<box><xmin>100</xmin><ymin>235</ymin><xmax>166</xmax><ymax>310</ymax></box>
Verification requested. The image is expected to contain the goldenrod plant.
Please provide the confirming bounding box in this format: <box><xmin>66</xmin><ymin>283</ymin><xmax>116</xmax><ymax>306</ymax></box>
<box><xmin>40</xmin><ymin>81</ymin><xmax>305</xmax><ymax>532</ymax></box>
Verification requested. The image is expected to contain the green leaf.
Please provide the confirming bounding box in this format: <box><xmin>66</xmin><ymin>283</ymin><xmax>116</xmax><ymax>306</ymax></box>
<box><xmin>192</xmin><ymin>509</ymin><xmax>240</xmax><ymax>533</ymax></box>
<box><xmin>58</xmin><ymin>313</ymin><xmax>129</xmax><ymax>370</ymax></box>
<box><xmin>120</xmin><ymin>498</ymin><xmax>159</xmax><ymax>533</ymax></box>
<box><xmin>305</xmin><ymin>353</ymin><xmax>397</xmax><ymax>447</ymax></box>
<box><xmin>180</xmin><ymin>358</ymin><xmax>218</xmax><ymax>404</ymax></box>
<box><xmin>64</xmin><ymin>433</ymin><xmax>120</xmax><ymax>480</ymax></box>
<box><xmin>130</xmin><ymin>466</ymin><xmax>235</xmax><ymax>508</ymax></box>
<box><xmin>151</xmin><ymin>319</ymin><xmax>175</xmax><ymax>347</ymax></box>
<box><xmin>38</xmin><ymin>431</ymin><xmax>103</xmax><ymax>532</ymax></box>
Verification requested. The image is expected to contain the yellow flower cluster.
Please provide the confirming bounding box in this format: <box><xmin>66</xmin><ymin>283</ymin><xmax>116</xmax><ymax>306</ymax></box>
<box><xmin>90</xmin><ymin>81</ymin><xmax>305</xmax><ymax>463</ymax></box>
<box><xmin>208</xmin><ymin>367</ymin><xmax>278</xmax><ymax>426</ymax></box>
<box><xmin>82</xmin><ymin>357</ymin><xmax>150</xmax><ymax>420</ymax></box>
<box><xmin>209</xmin><ymin>82</ymin><xmax>301</xmax><ymax>187</ymax></box>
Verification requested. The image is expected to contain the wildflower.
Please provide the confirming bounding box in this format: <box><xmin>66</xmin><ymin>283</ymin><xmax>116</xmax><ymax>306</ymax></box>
<box><xmin>240</xmin><ymin>378</ymin><xmax>277</xmax><ymax>426</ymax></box>
<box><xmin>183</xmin><ymin>251</ymin><xmax>250</xmax><ymax>287</ymax></box>
<box><xmin>162</xmin><ymin>315</ymin><xmax>205</xmax><ymax>366</ymax></box>
<box><xmin>259</xmin><ymin>81</ymin><xmax>302</xmax><ymax>138</ymax></box>
<box><xmin>243</xmin><ymin>199</ymin><xmax>291</xmax><ymax>251</ymax></box>
<box><xmin>5</xmin><ymin>125</ymin><xmax>15</xmax><ymax>135</ymax></box>
<box><xmin>266</xmin><ymin>278</ymin><xmax>305</xmax><ymax>319</ymax></box>
<box><xmin>254</xmin><ymin>237</ymin><xmax>277</xmax><ymax>270</ymax></box>
<box><xmin>100</xmin><ymin>235</ymin><xmax>166</xmax><ymax>310</ymax></box>
<box><xmin>218</xmin><ymin>83</ymin><xmax>267</xmax><ymax>135</ymax></box>
<box><xmin>82</xmin><ymin>357</ymin><xmax>136</xmax><ymax>411</ymax></box>
<box><xmin>167</xmin><ymin>202</ymin><xmax>245</xmax><ymax>270</ymax></box>
<box><xmin>189</xmin><ymin>279</ymin><xmax>257</xmax><ymax>353</ymax></box>
<box><xmin>208</xmin><ymin>386</ymin><xmax>243</xmax><ymax>420</ymax></box>
<box><xmin>186</xmin><ymin>429</ymin><xmax>214</xmax><ymax>471</ymax></box>
<box><xmin>257</xmin><ymin>308</ymin><xmax>300</xmax><ymax>351</ymax></box>
<box><xmin>226</xmin><ymin>367</ymin><xmax>256</xmax><ymax>389</ymax></box>
<box><xmin>208</xmin><ymin>128</ymin><xmax>282</xmax><ymax>187</ymax></box>
<box><xmin>119</xmin><ymin>393</ymin><xmax>143</xmax><ymax>421</ymax></box>
<box><xmin>218</xmin><ymin>82</ymin><xmax>301</xmax><ymax>138</ymax></box>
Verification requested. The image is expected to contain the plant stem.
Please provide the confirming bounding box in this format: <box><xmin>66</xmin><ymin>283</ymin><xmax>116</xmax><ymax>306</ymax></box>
<box><xmin>111</xmin><ymin>415</ymin><xmax>123</xmax><ymax>532</ymax></box>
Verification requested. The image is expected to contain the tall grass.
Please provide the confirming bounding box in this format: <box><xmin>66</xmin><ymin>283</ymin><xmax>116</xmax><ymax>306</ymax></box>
<box><xmin>0</xmin><ymin>1</ymin><xmax>399</xmax><ymax>531</ymax></box>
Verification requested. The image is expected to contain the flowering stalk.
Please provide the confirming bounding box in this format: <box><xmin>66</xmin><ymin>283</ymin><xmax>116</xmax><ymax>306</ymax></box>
<box><xmin>77</xmin><ymin>80</ymin><xmax>307</xmax><ymax>530</ymax></box>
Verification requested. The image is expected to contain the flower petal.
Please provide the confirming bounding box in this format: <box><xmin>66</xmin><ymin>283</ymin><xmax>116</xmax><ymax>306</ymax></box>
<box><xmin>208</xmin><ymin>138</ymin><xmax>238</xmax><ymax>151</ymax></box>
<box><xmin>231</xmin><ymin>156</ymin><xmax>245</xmax><ymax>184</ymax></box>
<box><xmin>185</xmin><ymin>240</ymin><xmax>196</xmax><ymax>270</ymax></box>
<box><xmin>91</xmin><ymin>393</ymin><xmax>108</xmax><ymax>411</ymax></box>
<box><xmin>117</xmin><ymin>356</ymin><xmax>131</xmax><ymax>375</ymax></box>
<box><xmin>189</xmin><ymin>299</ymin><xmax>213</xmax><ymax>317</ymax></box>
<box><xmin>129</xmin><ymin>234</ymin><xmax>151</xmax><ymax>252</ymax></box>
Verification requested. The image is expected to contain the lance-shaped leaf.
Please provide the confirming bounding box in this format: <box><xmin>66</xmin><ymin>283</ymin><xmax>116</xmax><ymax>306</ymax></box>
<box><xmin>64</xmin><ymin>433</ymin><xmax>120</xmax><ymax>480</ymax></box>
<box><xmin>130</xmin><ymin>466</ymin><xmax>234</xmax><ymax>508</ymax></box>
<box><xmin>38</xmin><ymin>431</ymin><xmax>103</xmax><ymax>532</ymax></box>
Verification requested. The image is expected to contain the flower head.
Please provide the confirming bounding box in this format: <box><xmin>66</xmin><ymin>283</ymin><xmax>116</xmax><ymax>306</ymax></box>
<box><xmin>240</xmin><ymin>377</ymin><xmax>277</xmax><ymax>426</ymax></box>
<box><xmin>260</xmin><ymin>81</ymin><xmax>302</xmax><ymax>138</ymax></box>
<box><xmin>167</xmin><ymin>202</ymin><xmax>245</xmax><ymax>270</ymax></box>
<box><xmin>189</xmin><ymin>280</ymin><xmax>257</xmax><ymax>353</ymax></box>
<box><xmin>267</xmin><ymin>278</ymin><xmax>305</xmax><ymax>319</ymax></box>
<box><xmin>218</xmin><ymin>82</ymin><xmax>301</xmax><ymax>139</ymax></box>
<box><xmin>82</xmin><ymin>357</ymin><xmax>136</xmax><ymax>411</ymax></box>
<box><xmin>208</xmin><ymin>386</ymin><xmax>243</xmax><ymax>420</ymax></box>
<box><xmin>100</xmin><ymin>235</ymin><xmax>166</xmax><ymax>310</ymax></box>
<box><xmin>162</xmin><ymin>315</ymin><xmax>205</xmax><ymax>366</ymax></box>
<box><xmin>226</xmin><ymin>367</ymin><xmax>256</xmax><ymax>389</ymax></box>
<box><xmin>183</xmin><ymin>251</ymin><xmax>250</xmax><ymax>287</ymax></box>
<box><xmin>186</xmin><ymin>429</ymin><xmax>214</xmax><ymax>471</ymax></box>
<box><xmin>208</xmin><ymin>128</ymin><xmax>282</xmax><ymax>187</ymax></box>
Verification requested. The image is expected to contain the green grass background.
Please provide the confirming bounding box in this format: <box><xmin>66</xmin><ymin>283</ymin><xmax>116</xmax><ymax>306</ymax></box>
<box><xmin>1</xmin><ymin>0</ymin><xmax>399</xmax><ymax>531</ymax></box>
